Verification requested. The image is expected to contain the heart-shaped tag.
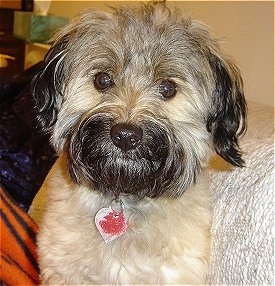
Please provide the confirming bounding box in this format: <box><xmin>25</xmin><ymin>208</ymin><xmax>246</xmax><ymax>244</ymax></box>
<box><xmin>95</xmin><ymin>207</ymin><xmax>128</xmax><ymax>243</ymax></box>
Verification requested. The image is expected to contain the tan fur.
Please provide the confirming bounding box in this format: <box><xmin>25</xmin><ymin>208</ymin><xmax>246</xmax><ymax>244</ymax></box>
<box><xmin>38</xmin><ymin>155</ymin><xmax>211</xmax><ymax>284</ymax></box>
<box><xmin>33</xmin><ymin>2</ymin><xmax>246</xmax><ymax>284</ymax></box>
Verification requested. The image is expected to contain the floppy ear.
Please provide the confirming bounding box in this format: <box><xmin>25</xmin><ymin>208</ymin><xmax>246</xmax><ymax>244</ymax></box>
<box><xmin>207</xmin><ymin>55</ymin><xmax>247</xmax><ymax>167</ymax></box>
<box><xmin>31</xmin><ymin>36</ymin><xmax>68</xmax><ymax>132</ymax></box>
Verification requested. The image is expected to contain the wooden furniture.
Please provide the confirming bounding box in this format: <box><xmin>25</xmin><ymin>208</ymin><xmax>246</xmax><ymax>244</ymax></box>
<box><xmin>0</xmin><ymin>8</ymin><xmax>25</xmax><ymax>77</ymax></box>
<box><xmin>0</xmin><ymin>1</ymin><xmax>33</xmax><ymax>77</ymax></box>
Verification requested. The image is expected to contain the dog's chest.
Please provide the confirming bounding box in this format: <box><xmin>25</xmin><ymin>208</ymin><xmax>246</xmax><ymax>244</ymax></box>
<box><xmin>42</xmin><ymin>189</ymin><xmax>209</xmax><ymax>284</ymax></box>
<box><xmin>65</xmin><ymin>203</ymin><xmax>190</xmax><ymax>284</ymax></box>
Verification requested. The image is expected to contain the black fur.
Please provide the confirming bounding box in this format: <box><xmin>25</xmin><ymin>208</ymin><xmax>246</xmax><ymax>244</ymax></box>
<box><xmin>207</xmin><ymin>55</ymin><xmax>247</xmax><ymax>167</ymax></box>
<box><xmin>67</xmin><ymin>114</ymin><xmax>193</xmax><ymax>199</ymax></box>
<box><xmin>30</xmin><ymin>37</ymin><xmax>68</xmax><ymax>132</ymax></box>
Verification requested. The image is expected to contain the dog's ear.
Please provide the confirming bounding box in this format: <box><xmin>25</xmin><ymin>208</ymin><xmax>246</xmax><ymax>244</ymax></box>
<box><xmin>207</xmin><ymin>54</ymin><xmax>247</xmax><ymax>167</ymax></box>
<box><xmin>31</xmin><ymin>36</ymin><xmax>68</xmax><ymax>132</ymax></box>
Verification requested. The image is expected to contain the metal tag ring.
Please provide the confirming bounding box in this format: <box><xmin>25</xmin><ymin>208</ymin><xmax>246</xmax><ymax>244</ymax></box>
<box><xmin>110</xmin><ymin>199</ymin><xmax>125</xmax><ymax>216</ymax></box>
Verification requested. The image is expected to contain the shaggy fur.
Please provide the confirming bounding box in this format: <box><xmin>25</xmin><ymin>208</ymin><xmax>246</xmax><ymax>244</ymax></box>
<box><xmin>31</xmin><ymin>2</ymin><xmax>246</xmax><ymax>284</ymax></box>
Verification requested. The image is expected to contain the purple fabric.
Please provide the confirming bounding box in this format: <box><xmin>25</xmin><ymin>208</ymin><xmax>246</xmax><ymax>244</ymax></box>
<box><xmin>0</xmin><ymin>63</ymin><xmax>56</xmax><ymax>211</ymax></box>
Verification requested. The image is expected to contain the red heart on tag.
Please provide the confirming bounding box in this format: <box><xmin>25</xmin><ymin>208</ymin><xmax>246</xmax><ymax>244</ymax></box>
<box><xmin>95</xmin><ymin>207</ymin><xmax>128</xmax><ymax>242</ymax></box>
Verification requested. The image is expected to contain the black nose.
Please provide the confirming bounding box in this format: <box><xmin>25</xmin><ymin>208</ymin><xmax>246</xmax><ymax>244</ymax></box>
<box><xmin>110</xmin><ymin>123</ymin><xmax>143</xmax><ymax>151</ymax></box>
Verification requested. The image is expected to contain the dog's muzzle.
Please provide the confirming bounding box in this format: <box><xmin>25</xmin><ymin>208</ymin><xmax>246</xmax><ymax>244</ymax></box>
<box><xmin>67</xmin><ymin>113</ymin><xmax>185</xmax><ymax>198</ymax></box>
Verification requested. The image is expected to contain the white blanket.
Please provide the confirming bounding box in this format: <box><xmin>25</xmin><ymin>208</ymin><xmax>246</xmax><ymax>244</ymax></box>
<box><xmin>209</xmin><ymin>101</ymin><xmax>274</xmax><ymax>285</ymax></box>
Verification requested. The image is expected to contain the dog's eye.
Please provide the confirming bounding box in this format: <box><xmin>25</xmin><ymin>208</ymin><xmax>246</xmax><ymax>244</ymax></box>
<box><xmin>94</xmin><ymin>72</ymin><xmax>113</xmax><ymax>91</ymax></box>
<box><xmin>159</xmin><ymin>80</ymin><xmax>177</xmax><ymax>99</ymax></box>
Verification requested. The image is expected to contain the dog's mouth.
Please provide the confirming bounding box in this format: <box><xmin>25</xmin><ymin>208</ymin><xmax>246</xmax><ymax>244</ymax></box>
<box><xmin>67</xmin><ymin>113</ymin><xmax>185</xmax><ymax>198</ymax></box>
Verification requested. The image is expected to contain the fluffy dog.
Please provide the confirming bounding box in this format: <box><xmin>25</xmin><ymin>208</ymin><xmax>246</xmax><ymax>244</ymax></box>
<box><xmin>31</xmin><ymin>2</ymin><xmax>246</xmax><ymax>284</ymax></box>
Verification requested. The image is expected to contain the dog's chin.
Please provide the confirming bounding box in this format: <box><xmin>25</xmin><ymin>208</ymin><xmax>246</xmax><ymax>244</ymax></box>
<box><xmin>66</xmin><ymin>113</ymin><xmax>191</xmax><ymax>199</ymax></box>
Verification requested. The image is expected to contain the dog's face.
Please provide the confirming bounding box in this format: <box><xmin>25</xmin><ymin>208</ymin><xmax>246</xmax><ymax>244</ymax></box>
<box><xmin>31</xmin><ymin>3</ymin><xmax>246</xmax><ymax>199</ymax></box>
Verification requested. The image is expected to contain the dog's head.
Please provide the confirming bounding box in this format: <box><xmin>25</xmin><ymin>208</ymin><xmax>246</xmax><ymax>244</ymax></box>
<box><xmin>31</xmin><ymin>2</ymin><xmax>246</xmax><ymax>198</ymax></box>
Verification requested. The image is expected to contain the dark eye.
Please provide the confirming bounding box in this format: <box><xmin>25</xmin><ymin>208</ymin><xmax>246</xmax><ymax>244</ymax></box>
<box><xmin>159</xmin><ymin>80</ymin><xmax>177</xmax><ymax>98</ymax></box>
<box><xmin>94</xmin><ymin>72</ymin><xmax>113</xmax><ymax>91</ymax></box>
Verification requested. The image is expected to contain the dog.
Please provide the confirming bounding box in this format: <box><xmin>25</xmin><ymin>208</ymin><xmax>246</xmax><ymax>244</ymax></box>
<box><xmin>31</xmin><ymin>2</ymin><xmax>246</xmax><ymax>284</ymax></box>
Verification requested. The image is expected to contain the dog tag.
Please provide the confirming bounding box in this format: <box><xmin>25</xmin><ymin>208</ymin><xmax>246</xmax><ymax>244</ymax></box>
<box><xmin>95</xmin><ymin>200</ymin><xmax>128</xmax><ymax>243</ymax></box>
